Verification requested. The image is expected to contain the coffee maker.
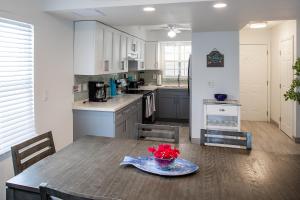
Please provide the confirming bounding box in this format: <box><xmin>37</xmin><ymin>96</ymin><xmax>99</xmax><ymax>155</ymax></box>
<box><xmin>88</xmin><ymin>81</ymin><xmax>107</xmax><ymax>102</ymax></box>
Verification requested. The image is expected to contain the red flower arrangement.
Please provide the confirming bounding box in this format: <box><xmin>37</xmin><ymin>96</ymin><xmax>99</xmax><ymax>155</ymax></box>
<box><xmin>148</xmin><ymin>144</ymin><xmax>180</xmax><ymax>160</ymax></box>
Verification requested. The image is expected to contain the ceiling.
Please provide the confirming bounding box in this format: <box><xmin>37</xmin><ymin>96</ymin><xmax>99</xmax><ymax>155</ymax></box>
<box><xmin>43</xmin><ymin>0</ymin><xmax>300</xmax><ymax>32</ymax></box>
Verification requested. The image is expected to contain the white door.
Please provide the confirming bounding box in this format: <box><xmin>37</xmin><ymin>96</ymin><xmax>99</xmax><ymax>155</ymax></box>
<box><xmin>280</xmin><ymin>37</ymin><xmax>294</xmax><ymax>138</ymax></box>
<box><xmin>240</xmin><ymin>45</ymin><xmax>268</xmax><ymax>121</ymax></box>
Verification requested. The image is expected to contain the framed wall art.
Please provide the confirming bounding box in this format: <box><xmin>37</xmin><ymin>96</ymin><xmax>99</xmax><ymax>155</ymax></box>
<box><xmin>207</xmin><ymin>49</ymin><xmax>224</xmax><ymax>67</ymax></box>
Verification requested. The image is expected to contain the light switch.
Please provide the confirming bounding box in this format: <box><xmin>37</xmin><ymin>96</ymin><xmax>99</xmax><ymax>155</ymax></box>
<box><xmin>43</xmin><ymin>90</ymin><xmax>48</xmax><ymax>102</ymax></box>
<box><xmin>208</xmin><ymin>81</ymin><xmax>215</xmax><ymax>88</ymax></box>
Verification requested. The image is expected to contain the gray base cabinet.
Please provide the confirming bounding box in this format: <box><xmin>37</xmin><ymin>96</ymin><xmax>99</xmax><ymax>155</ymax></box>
<box><xmin>115</xmin><ymin>100</ymin><xmax>142</xmax><ymax>139</ymax></box>
<box><xmin>157</xmin><ymin>89</ymin><xmax>190</xmax><ymax>121</ymax></box>
<box><xmin>73</xmin><ymin>98</ymin><xmax>142</xmax><ymax>140</ymax></box>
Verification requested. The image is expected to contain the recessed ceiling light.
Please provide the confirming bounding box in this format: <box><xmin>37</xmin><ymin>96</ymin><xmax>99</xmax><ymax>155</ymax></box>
<box><xmin>213</xmin><ymin>3</ymin><xmax>227</xmax><ymax>8</ymax></box>
<box><xmin>143</xmin><ymin>7</ymin><xmax>156</xmax><ymax>12</ymax></box>
<box><xmin>249</xmin><ymin>22</ymin><xmax>268</xmax><ymax>29</ymax></box>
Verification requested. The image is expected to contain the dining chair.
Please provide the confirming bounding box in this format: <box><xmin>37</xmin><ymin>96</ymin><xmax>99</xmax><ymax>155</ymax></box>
<box><xmin>136</xmin><ymin>123</ymin><xmax>179</xmax><ymax>144</ymax></box>
<box><xmin>11</xmin><ymin>131</ymin><xmax>56</xmax><ymax>175</ymax></box>
<box><xmin>39</xmin><ymin>183</ymin><xmax>112</xmax><ymax>200</ymax></box>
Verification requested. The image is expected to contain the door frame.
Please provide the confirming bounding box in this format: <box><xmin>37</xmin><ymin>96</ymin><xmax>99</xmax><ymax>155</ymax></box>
<box><xmin>240</xmin><ymin>43</ymin><xmax>271</xmax><ymax>122</ymax></box>
<box><xmin>279</xmin><ymin>36</ymin><xmax>296</xmax><ymax>138</ymax></box>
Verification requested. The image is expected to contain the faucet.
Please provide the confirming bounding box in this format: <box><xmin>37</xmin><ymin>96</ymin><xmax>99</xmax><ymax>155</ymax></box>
<box><xmin>177</xmin><ymin>73</ymin><xmax>181</xmax><ymax>87</ymax></box>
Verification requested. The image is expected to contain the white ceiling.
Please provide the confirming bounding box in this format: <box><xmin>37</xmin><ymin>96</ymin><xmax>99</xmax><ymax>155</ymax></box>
<box><xmin>43</xmin><ymin>0</ymin><xmax>300</xmax><ymax>32</ymax></box>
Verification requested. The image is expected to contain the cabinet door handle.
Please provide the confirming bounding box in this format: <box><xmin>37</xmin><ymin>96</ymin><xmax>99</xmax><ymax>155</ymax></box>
<box><xmin>219</xmin><ymin>109</ymin><xmax>225</xmax><ymax>112</ymax></box>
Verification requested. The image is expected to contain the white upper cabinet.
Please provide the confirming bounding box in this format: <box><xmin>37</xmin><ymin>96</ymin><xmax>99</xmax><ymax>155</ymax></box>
<box><xmin>74</xmin><ymin>21</ymin><xmax>104</xmax><ymax>75</ymax></box>
<box><xmin>145</xmin><ymin>41</ymin><xmax>160</xmax><ymax>70</ymax></box>
<box><xmin>112</xmin><ymin>31</ymin><xmax>121</xmax><ymax>73</ymax></box>
<box><xmin>127</xmin><ymin>36</ymin><xmax>138</xmax><ymax>59</ymax></box>
<box><xmin>74</xmin><ymin>21</ymin><xmax>141</xmax><ymax>75</ymax></box>
<box><xmin>138</xmin><ymin>40</ymin><xmax>145</xmax><ymax>70</ymax></box>
<box><xmin>103</xmin><ymin>28</ymin><xmax>113</xmax><ymax>73</ymax></box>
<box><xmin>120</xmin><ymin>34</ymin><xmax>128</xmax><ymax>72</ymax></box>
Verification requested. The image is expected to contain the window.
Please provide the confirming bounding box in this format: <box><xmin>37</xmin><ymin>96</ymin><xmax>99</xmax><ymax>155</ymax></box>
<box><xmin>160</xmin><ymin>42</ymin><xmax>191</xmax><ymax>78</ymax></box>
<box><xmin>0</xmin><ymin>18</ymin><xmax>35</xmax><ymax>155</ymax></box>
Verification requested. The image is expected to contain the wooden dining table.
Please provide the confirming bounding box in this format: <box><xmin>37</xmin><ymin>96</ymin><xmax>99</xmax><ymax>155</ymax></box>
<box><xmin>6</xmin><ymin>136</ymin><xmax>300</xmax><ymax>200</ymax></box>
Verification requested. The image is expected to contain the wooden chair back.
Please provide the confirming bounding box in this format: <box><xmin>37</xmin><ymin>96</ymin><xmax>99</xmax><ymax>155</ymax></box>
<box><xmin>136</xmin><ymin>123</ymin><xmax>179</xmax><ymax>144</ymax></box>
<box><xmin>11</xmin><ymin>131</ymin><xmax>56</xmax><ymax>175</ymax></box>
<box><xmin>39</xmin><ymin>183</ymin><xmax>111</xmax><ymax>200</ymax></box>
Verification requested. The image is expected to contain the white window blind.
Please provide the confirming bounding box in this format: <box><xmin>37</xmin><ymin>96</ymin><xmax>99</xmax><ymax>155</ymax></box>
<box><xmin>160</xmin><ymin>41</ymin><xmax>191</xmax><ymax>78</ymax></box>
<box><xmin>0</xmin><ymin>18</ymin><xmax>35</xmax><ymax>155</ymax></box>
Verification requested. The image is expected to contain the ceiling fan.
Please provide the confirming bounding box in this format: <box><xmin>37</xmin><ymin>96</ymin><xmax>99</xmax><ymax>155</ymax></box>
<box><xmin>159</xmin><ymin>24</ymin><xmax>191</xmax><ymax>38</ymax></box>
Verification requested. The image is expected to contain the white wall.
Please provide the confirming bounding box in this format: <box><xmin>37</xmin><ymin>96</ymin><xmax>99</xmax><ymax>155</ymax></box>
<box><xmin>240</xmin><ymin>28</ymin><xmax>271</xmax><ymax>45</ymax></box>
<box><xmin>191</xmin><ymin>32</ymin><xmax>240</xmax><ymax>139</ymax></box>
<box><xmin>0</xmin><ymin>0</ymin><xmax>74</xmax><ymax>199</ymax></box>
<box><xmin>146</xmin><ymin>30</ymin><xmax>191</xmax><ymax>41</ymax></box>
<box><xmin>270</xmin><ymin>20</ymin><xmax>297</xmax><ymax>125</ymax></box>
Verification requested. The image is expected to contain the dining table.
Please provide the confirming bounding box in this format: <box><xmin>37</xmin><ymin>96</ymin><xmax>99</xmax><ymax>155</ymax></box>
<box><xmin>6</xmin><ymin>135</ymin><xmax>300</xmax><ymax>200</ymax></box>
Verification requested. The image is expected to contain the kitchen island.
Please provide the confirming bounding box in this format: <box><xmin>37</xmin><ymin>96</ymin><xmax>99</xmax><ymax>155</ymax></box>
<box><xmin>73</xmin><ymin>94</ymin><xmax>143</xmax><ymax>140</ymax></box>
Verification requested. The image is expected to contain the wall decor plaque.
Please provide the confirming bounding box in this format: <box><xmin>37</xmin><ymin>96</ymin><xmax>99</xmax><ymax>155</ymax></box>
<box><xmin>207</xmin><ymin>49</ymin><xmax>224</xmax><ymax>67</ymax></box>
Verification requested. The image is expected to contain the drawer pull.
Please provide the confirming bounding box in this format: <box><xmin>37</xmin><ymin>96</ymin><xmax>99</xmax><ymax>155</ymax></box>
<box><xmin>219</xmin><ymin>109</ymin><xmax>225</xmax><ymax>112</ymax></box>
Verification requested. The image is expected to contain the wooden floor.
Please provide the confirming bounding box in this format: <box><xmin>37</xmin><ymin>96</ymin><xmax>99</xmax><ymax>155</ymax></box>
<box><xmin>155</xmin><ymin>120</ymin><xmax>300</xmax><ymax>199</ymax></box>
<box><xmin>157</xmin><ymin>120</ymin><xmax>300</xmax><ymax>154</ymax></box>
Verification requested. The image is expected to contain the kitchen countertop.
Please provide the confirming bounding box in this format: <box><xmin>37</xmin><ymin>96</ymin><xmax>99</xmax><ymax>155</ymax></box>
<box><xmin>73</xmin><ymin>94</ymin><xmax>143</xmax><ymax>112</ymax></box>
<box><xmin>131</xmin><ymin>85</ymin><xmax>188</xmax><ymax>91</ymax></box>
<box><xmin>203</xmin><ymin>99</ymin><xmax>241</xmax><ymax>106</ymax></box>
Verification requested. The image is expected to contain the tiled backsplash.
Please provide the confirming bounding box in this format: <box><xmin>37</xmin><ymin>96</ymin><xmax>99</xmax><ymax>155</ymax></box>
<box><xmin>74</xmin><ymin>71</ymin><xmax>187</xmax><ymax>101</ymax></box>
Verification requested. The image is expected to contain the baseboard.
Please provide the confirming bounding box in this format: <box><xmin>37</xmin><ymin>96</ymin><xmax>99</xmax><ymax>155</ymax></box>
<box><xmin>293</xmin><ymin>137</ymin><xmax>300</xmax><ymax>144</ymax></box>
<box><xmin>191</xmin><ymin>138</ymin><xmax>200</xmax><ymax>144</ymax></box>
<box><xmin>270</xmin><ymin>118</ymin><xmax>279</xmax><ymax>127</ymax></box>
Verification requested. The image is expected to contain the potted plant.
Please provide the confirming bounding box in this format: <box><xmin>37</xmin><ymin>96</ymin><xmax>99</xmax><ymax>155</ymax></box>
<box><xmin>284</xmin><ymin>58</ymin><xmax>300</xmax><ymax>104</ymax></box>
<box><xmin>148</xmin><ymin>144</ymin><xmax>180</xmax><ymax>169</ymax></box>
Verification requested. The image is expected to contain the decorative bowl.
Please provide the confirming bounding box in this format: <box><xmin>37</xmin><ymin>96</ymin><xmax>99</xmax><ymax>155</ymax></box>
<box><xmin>214</xmin><ymin>94</ymin><xmax>227</xmax><ymax>101</ymax></box>
<box><xmin>154</xmin><ymin>157</ymin><xmax>176</xmax><ymax>169</ymax></box>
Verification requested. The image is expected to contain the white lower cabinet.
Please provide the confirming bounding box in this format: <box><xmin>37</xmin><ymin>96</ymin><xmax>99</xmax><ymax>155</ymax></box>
<box><xmin>204</xmin><ymin>100</ymin><xmax>241</xmax><ymax>132</ymax></box>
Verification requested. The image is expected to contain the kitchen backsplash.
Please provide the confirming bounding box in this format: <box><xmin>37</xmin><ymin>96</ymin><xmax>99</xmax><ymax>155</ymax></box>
<box><xmin>74</xmin><ymin>71</ymin><xmax>187</xmax><ymax>101</ymax></box>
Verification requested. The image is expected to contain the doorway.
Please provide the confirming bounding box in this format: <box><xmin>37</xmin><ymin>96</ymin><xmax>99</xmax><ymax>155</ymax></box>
<box><xmin>240</xmin><ymin>44</ymin><xmax>269</xmax><ymax>121</ymax></box>
<box><xmin>280</xmin><ymin>37</ymin><xmax>294</xmax><ymax>138</ymax></box>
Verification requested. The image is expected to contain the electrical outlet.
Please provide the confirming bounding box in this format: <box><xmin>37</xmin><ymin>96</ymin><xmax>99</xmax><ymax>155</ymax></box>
<box><xmin>82</xmin><ymin>83</ymin><xmax>88</xmax><ymax>92</ymax></box>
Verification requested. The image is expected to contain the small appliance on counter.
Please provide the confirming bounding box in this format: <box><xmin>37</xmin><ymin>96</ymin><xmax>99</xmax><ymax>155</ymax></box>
<box><xmin>110</xmin><ymin>79</ymin><xmax>117</xmax><ymax>97</ymax></box>
<box><xmin>128</xmin><ymin>80</ymin><xmax>140</xmax><ymax>89</ymax></box>
<box><xmin>88</xmin><ymin>81</ymin><xmax>108</xmax><ymax>102</ymax></box>
<box><xmin>157</xmin><ymin>74</ymin><xmax>162</xmax><ymax>86</ymax></box>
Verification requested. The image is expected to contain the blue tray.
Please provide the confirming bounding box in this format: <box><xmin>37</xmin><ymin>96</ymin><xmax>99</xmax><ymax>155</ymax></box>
<box><xmin>120</xmin><ymin>156</ymin><xmax>199</xmax><ymax>176</ymax></box>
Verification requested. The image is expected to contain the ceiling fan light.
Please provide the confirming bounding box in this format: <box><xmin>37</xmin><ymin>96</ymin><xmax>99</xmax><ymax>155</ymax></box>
<box><xmin>168</xmin><ymin>30</ymin><xmax>176</xmax><ymax>38</ymax></box>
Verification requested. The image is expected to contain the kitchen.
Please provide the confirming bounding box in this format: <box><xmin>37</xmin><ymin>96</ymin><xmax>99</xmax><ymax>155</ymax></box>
<box><xmin>72</xmin><ymin>20</ymin><xmax>191</xmax><ymax>141</ymax></box>
<box><xmin>1</xmin><ymin>0</ymin><xmax>300</xmax><ymax>199</ymax></box>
